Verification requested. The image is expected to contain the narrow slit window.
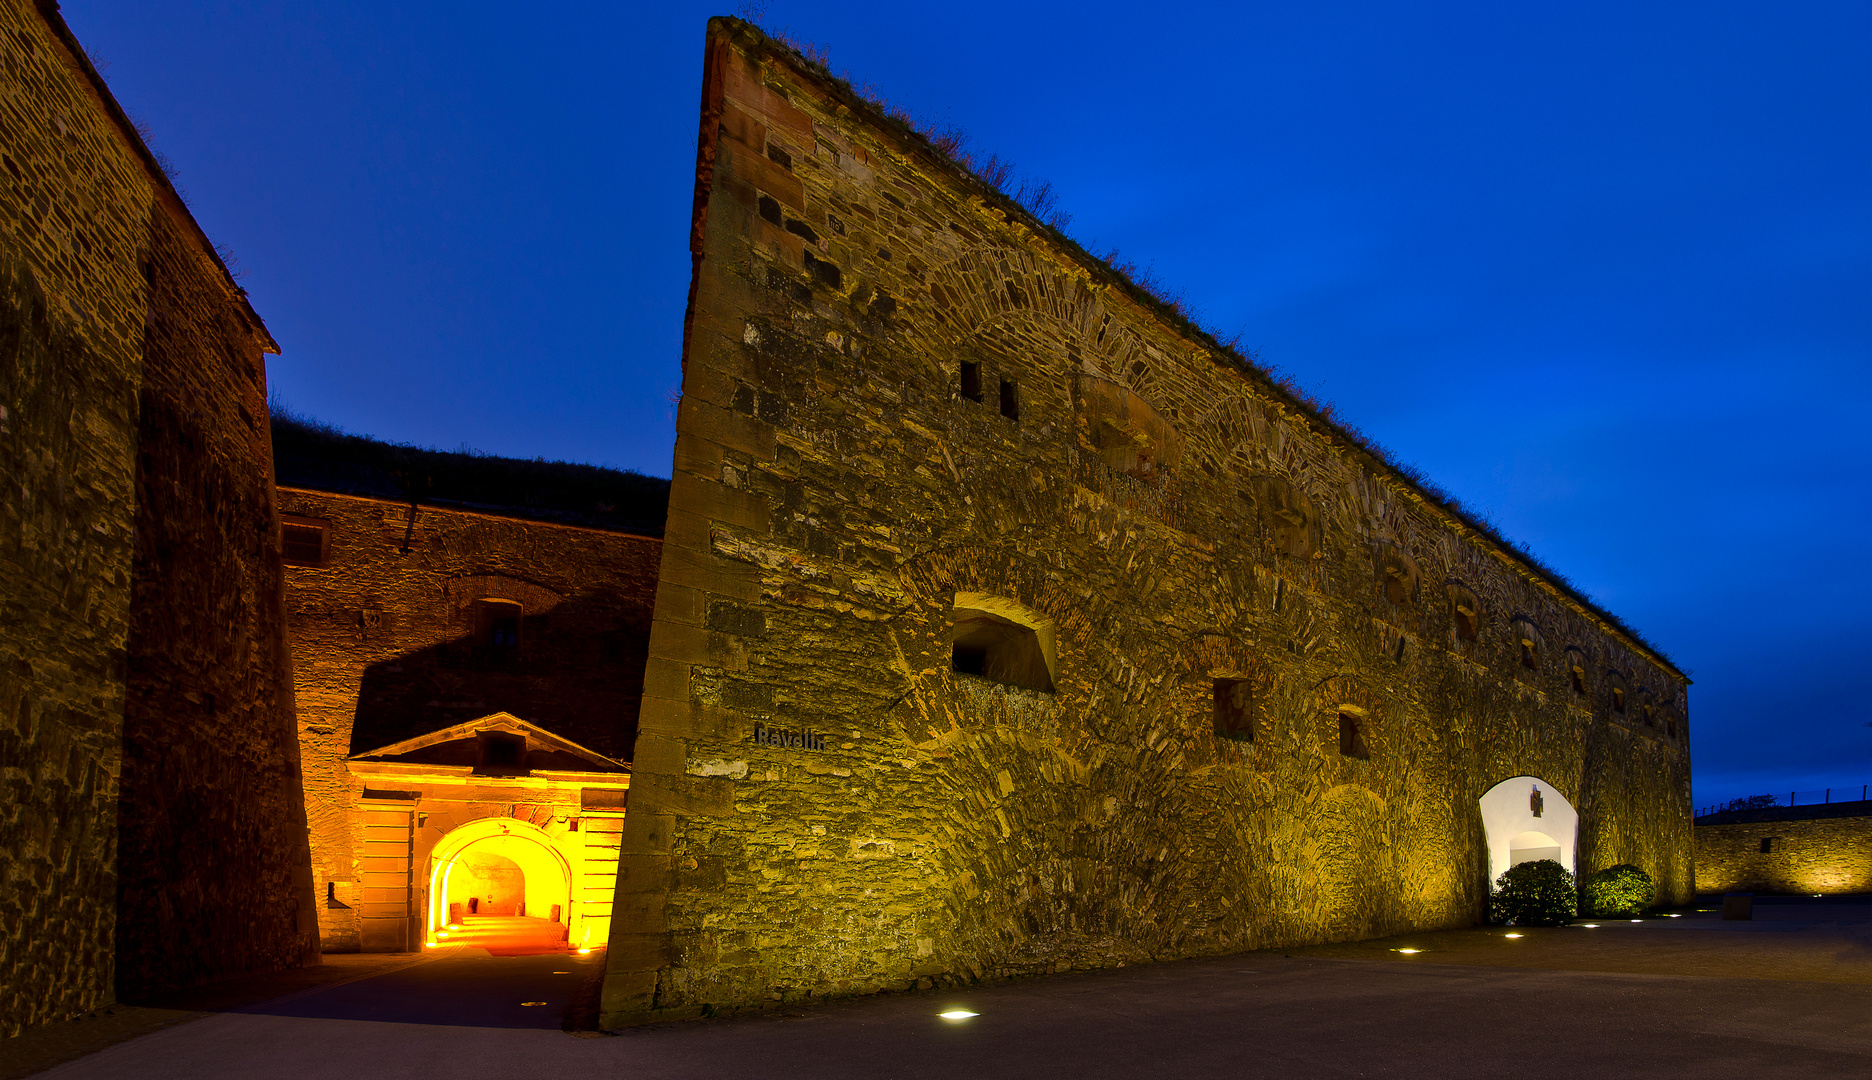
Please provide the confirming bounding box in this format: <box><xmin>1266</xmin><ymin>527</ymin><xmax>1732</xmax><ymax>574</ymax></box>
<box><xmin>1612</xmin><ymin>687</ymin><xmax>1626</xmax><ymax>713</ymax></box>
<box><xmin>1519</xmin><ymin>638</ymin><xmax>1537</xmax><ymax>670</ymax></box>
<box><xmin>1570</xmin><ymin>664</ymin><xmax>1586</xmax><ymax>694</ymax></box>
<box><xmin>960</xmin><ymin>360</ymin><xmax>982</xmax><ymax>402</ymax></box>
<box><xmin>999</xmin><ymin>379</ymin><xmax>1019</xmax><ymax>420</ymax></box>
<box><xmin>1760</xmin><ymin>837</ymin><xmax>1779</xmax><ymax>854</ymax></box>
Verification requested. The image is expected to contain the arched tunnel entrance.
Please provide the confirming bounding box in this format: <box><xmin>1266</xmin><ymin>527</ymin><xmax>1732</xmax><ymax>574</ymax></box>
<box><xmin>429</xmin><ymin>820</ymin><xmax>575</xmax><ymax>955</ymax></box>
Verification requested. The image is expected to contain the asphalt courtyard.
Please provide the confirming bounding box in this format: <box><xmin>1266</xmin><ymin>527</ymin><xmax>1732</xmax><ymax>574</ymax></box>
<box><xmin>9</xmin><ymin>896</ymin><xmax>1872</xmax><ymax>1080</ymax></box>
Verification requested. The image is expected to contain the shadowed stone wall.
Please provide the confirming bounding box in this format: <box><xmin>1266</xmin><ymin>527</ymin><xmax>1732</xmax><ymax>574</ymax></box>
<box><xmin>0</xmin><ymin>0</ymin><xmax>311</xmax><ymax>1032</ymax></box>
<box><xmin>601</xmin><ymin>17</ymin><xmax>1692</xmax><ymax>1027</ymax></box>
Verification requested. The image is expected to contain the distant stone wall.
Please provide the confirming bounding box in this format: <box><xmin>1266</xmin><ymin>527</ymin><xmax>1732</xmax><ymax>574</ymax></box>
<box><xmin>275</xmin><ymin>488</ymin><xmax>662</xmax><ymax>950</ymax></box>
<box><xmin>0</xmin><ymin>0</ymin><xmax>310</xmax><ymax>1031</ymax></box>
<box><xmin>601</xmin><ymin>18</ymin><xmax>1692</xmax><ymax>1026</ymax></box>
<box><xmin>1696</xmin><ymin>811</ymin><xmax>1872</xmax><ymax>895</ymax></box>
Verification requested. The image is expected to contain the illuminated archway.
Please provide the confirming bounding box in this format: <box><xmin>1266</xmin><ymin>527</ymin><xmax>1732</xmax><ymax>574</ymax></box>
<box><xmin>1479</xmin><ymin>776</ymin><xmax>1578</xmax><ymax>888</ymax></box>
<box><xmin>426</xmin><ymin>818</ymin><xmax>573</xmax><ymax>942</ymax></box>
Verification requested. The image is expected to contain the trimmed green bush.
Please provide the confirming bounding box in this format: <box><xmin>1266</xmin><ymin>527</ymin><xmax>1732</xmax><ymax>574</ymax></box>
<box><xmin>1581</xmin><ymin>864</ymin><xmax>1655</xmax><ymax>916</ymax></box>
<box><xmin>1491</xmin><ymin>859</ymin><xmax>1577</xmax><ymax>926</ymax></box>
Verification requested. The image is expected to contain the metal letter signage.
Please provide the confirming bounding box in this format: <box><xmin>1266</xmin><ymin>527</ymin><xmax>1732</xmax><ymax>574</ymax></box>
<box><xmin>752</xmin><ymin>724</ymin><xmax>826</xmax><ymax>751</ymax></box>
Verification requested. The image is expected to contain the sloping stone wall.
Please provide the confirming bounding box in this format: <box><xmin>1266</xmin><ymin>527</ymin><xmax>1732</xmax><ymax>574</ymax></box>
<box><xmin>601</xmin><ymin>18</ymin><xmax>1693</xmax><ymax>1026</ymax></box>
<box><xmin>275</xmin><ymin>488</ymin><xmax>662</xmax><ymax>949</ymax></box>
<box><xmin>0</xmin><ymin>0</ymin><xmax>311</xmax><ymax>1030</ymax></box>
<box><xmin>1696</xmin><ymin>811</ymin><xmax>1872</xmax><ymax>895</ymax></box>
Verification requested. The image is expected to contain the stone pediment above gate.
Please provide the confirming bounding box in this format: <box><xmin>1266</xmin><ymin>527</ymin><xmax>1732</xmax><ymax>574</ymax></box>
<box><xmin>347</xmin><ymin>711</ymin><xmax>629</xmax><ymax>778</ymax></box>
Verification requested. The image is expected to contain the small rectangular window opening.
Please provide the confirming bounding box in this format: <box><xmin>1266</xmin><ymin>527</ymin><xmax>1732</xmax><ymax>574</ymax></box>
<box><xmin>1338</xmin><ymin>712</ymin><xmax>1369</xmax><ymax>759</ymax></box>
<box><xmin>281</xmin><ymin>520</ymin><xmax>328</xmax><ymax>567</ymax></box>
<box><xmin>1760</xmin><ymin>837</ymin><xmax>1778</xmax><ymax>854</ymax></box>
<box><xmin>1519</xmin><ymin>638</ymin><xmax>1537</xmax><ymax>670</ymax></box>
<box><xmin>1570</xmin><ymin>665</ymin><xmax>1586</xmax><ymax>694</ymax></box>
<box><xmin>475</xmin><ymin>599</ymin><xmax>523</xmax><ymax>651</ymax></box>
<box><xmin>960</xmin><ymin>361</ymin><xmax>982</xmax><ymax>402</ymax></box>
<box><xmin>999</xmin><ymin>379</ymin><xmax>1019</xmax><ymax>420</ymax></box>
<box><xmin>1213</xmin><ymin>679</ymin><xmax>1252</xmax><ymax>742</ymax></box>
<box><xmin>1453</xmin><ymin>600</ymin><xmax>1479</xmax><ymax>641</ymax></box>
<box><xmin>1612</xmin><ymin>687</ymin><xmax>1626</xmax><ymax>713</ymax></box>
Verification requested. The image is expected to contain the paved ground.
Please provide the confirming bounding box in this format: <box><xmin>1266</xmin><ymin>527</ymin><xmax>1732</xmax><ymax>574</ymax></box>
<box><xmin>13</xmin><ymin>897</ymin><xmax>1872</xmax><ymax>1080</ymax></box>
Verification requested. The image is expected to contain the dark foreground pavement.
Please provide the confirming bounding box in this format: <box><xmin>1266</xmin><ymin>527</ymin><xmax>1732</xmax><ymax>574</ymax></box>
<box><xmin>21</xmin><ymin>901</ymin><xmax>1872</xmax><ymax>1080</ymax></box>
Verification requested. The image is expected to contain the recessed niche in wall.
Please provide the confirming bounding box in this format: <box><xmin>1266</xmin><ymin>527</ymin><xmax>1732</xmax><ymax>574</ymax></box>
<box><xmin>1512</xmin><ymin>619</ymin><xmax>1543</xmax><ymax>671</ymax></box>
<box><xmin>1377</xmin><ymin>546</ymin><xmax>1419</xmax><ymax>605</ymax></box>
<box><xmin>1074</xmin><ymin>375</ymin><xmax>1184</xmax><ymax>483</ymax></box>
<box><xmin>1338</xmin><ymin>711</ymin><xmax>1370</xmax><ymax>759</ymax></box>
<box><xmin>1213</xmin><ymin>679</ymin><xmax>1252</xmax><ymax>742</ymax></box>
<box><xmin>1250</xmin><ymin>475</ymin><xmax>1317</xmax><ymax>557</ymax></box>
<box><xmin>950</xmin><ymin>592</ymin><xmax>1055</xmax><ymax>693</ymax></box>
<box><xmin>999</xmin><ymin>379</ymin><xmax>1019</xmax><ymax>421</ymax></box>
<box><xmin>1448</xmin><ymin>585</ymin><xmax>1481</xmax><ymax>642</ymax></box>
<box><xmin>1566</xmin><ymin>649</ymin><xmax>1587</xmax><ymax>694</ymax></box>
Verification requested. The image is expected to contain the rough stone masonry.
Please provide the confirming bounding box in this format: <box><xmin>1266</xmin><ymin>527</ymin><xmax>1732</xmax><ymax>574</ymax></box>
<box><xmin>601</xmin><ymin>17</ymin><xmax>1692</xmax><ymax>1026</ymax></box>
<box><xmin>0</xmin><ymin>0</ymin><xmax>314</xmax><ymax>1036</ymax></box>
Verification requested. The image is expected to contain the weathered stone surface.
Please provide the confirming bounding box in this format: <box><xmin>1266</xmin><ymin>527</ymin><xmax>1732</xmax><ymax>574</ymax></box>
<box><xmin>601</xmin><ymin>18</ymin><xmax>1692</xmax><ymax>1027</ymax></box>
<box><xmin>1695</xmin><ymin>807</ymin><xmax>1872</xmax><ymax>895</ymax></box>
<box><xmin>0</xmin><ymin>0</ymin><xmax>311</xmax><ymax>1032</ymax></box>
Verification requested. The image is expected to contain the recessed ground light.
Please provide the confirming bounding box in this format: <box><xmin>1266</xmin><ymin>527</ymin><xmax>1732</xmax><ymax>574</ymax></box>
<box><xmin>939</xmin><ymin>1010</ymin><xmax>979</xmax><ymax>1020</ymax></box>
<box><xmin>437</xmin><ymin>932</ymin><xmax>450</xmax><ymax>938</ymax></box>
<box><xmin>448</xmin><ymin>924</ymin><xmax>462</xmax><ymax>930</ymax></box>
<box><xmin>425</xmin><ymin>942</ymin><xmax>441</xmax><ymax>948</ymax></box>
<box><xmin>1630</xmin><ymin>919</ymin><xmax>1642</xmax><ymax>923</ymax></box>
<box><xmin>553</xmin><ymin>971</ymin><xmax>571</xmax><ymax>975</ymax></box>
<box><xmin>1666</xmin><ymin>914</ymin><xmax>1681</xmax><ymax>918</ymax></box>
<box><xmin>1503</xmin><ymin>933</ymin><xmax>1523</xmax><ymax>939</ymax></box>
<box><xmin>1582</xmin><ymin>924</ymin><xmax>1599</xmax><ymax>928</ymax></box>
<box><xmin>521</xmin><ymin>1002</ymin><xmax>547</xmax><ymax>1007</ymax></box>
<box><xmin>577</xmin><ymin>948</ymin><xmax>593</xmax><ymax>955</ymax></box>
<box><xmin>1394</xmin><ymin>948</ymin><xmax>1422</xmax><ymax>954</ymax></box>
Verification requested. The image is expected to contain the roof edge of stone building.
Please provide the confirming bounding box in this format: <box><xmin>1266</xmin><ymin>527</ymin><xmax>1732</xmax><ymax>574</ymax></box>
<box><xmin>707</xmin><ymin>14</ymin><xmax>1685</xmax><ymax>683</ymax></box>
<box><xmin>34</xmin><ymin>0</ymin><xmax>277</xmax><ymax>353</ymax></box>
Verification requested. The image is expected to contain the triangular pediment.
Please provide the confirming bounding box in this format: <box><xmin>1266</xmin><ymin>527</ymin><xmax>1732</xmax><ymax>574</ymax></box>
<box><xmin>348</xmin><ymin>711</ymin><xmax>628</xmax><ymax>774</ymax></box>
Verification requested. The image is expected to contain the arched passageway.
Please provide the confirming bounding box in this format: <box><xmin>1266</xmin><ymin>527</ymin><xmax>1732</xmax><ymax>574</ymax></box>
<box><xmin>428</xmin><ymin>820</ymin><xmax>575</xmax><ymax>955</ymax></box>
<box><xmin>1479</xmin><ymin>776</ymin><xmax>1579</xmax><ymax>888</ymax></box>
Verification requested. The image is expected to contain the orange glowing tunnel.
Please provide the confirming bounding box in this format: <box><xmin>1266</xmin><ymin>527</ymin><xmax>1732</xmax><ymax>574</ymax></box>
<box><xmin>428</xmin><ymin>822</ymin><xmax>576</xmax><ymax>955</ymax></box>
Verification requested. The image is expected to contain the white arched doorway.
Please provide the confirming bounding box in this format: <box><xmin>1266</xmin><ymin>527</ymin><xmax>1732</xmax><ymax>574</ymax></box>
<box><xmin>426</xmin><ymin>818</ymin><xmax>574</xmax><ymax>950</ymax></box>
<box><xmin>1479</xmin><ymin>776</ymin><xmax>1578</xmax><ymax>887</ymax></box>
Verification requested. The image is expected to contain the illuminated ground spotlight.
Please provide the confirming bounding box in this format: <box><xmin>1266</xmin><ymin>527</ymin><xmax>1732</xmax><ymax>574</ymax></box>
<box><xmin>1503</xmin><ymin>933</ymin><xmax>1523</xmax><ymax>939</ymax></box>
<box><xmin>1631</xmin><ymin>919</ymin><xmax>1643</xmax><ymax>922</ymax></box>
<box><xmin>1393</xmin><ymin>948</ymin><xmax>1422</xmax><ymax>954</ymax></box>
<box><xmin>1581</xmin><ymin>924</ymin><xmax>1600</xmax><ymax>928</ymax></box>
<box><xmin>938</xmin><ymin>1009</ymin><xmax>979</xmax><ymax>1020</ymax></box>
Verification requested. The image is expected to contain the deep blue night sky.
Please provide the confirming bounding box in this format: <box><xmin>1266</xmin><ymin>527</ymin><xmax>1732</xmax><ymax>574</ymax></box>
<box><xmin>64</xmin><ymin>1</ymin><xmax>1871</xmax><ymax>807</ymax></box>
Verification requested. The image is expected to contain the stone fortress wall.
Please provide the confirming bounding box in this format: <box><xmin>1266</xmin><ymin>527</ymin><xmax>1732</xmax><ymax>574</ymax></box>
<box><xmin>1695</xmin><ymin>803</ymin><xmax>1872</xmax><ymax>896</ymax></box>
<box><xmin>0</xmin><ymin>0</ymin><xmax>312</xmax><ymax>1034</ymax></box>
<box><xmin>601</xmin><ymin>17</ymin><xmax>1693</xmax><ymax>1026</ymax></box>
<box><xmin>275</xmin><ymin>486</ymin><xmax>664</xmax><ymax>951</ymax></box>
